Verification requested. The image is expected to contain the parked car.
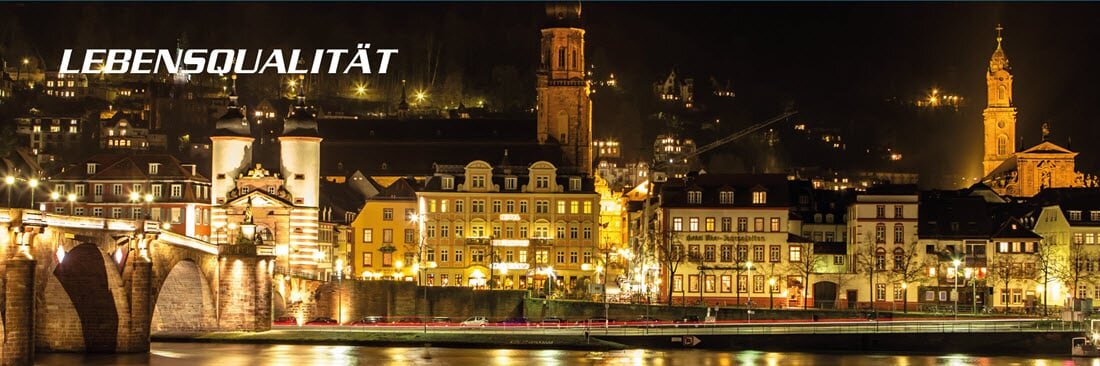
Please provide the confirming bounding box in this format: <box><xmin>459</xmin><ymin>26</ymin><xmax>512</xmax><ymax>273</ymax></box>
<box><xmin>500</xmin><ymin>317</ymin><xmax>530</xmax><ymax>325</ymax></box>
<box><xmin>351</xmin><ymin>316</ymin><xmax>385</xmax><ymax>325</ymax></box>
<box><xmin>429</xmin><ymin>317</ymin><xmax>452</xmax><ymax>324</ymax></box>
<box><xmin>304</xmin><ymin>317</ymin><xmax>338</xmax><ymax>325</ymax></box>
<box><xmin>460</xmin><ymin>316</ymin><xmax>489</xmax><ymax>327</ymax></box>
<box><xmin>395</xmin><ymin>317</ymin><xmax>424</xmax><ymax>324</ymax></box>
<box><xmin>676</xmin><ymin>315</ymin><xmax>701</xmax><ymax>323</ymax></box>
<box><xmin>635</xmin><ymin>315</ymin><xmax>660</xmax><ymax>324</ymax></box>
<box><xmin>273</xmin><ymin>316</ymin><xmax>298</xmax><ymax>326</ymax></box>
<box><xmin>540</xmin><ymin>317</ymin><xmax>565</xmax><ymax>326</ymax></box>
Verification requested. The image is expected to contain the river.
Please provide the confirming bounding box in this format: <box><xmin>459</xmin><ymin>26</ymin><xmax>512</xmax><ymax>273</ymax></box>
<box><xmin>33</xmin><ymin>343</ymin><xmax>1098</xmax><ymax>365</ymax></box>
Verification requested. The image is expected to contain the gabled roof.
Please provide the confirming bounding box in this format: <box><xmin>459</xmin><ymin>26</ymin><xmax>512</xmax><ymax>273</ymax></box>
<box><xmin>225</xmin><ymin>189</ymin><xmax>295</xmax><ymax>208</ymax></box>
<box><xmin>1018</xmin><ymin>140</ymin><xmax>1076</xmax><ymax>155</ymax></box>
<box><xmin>661</xmin><ymin>174</ymin><xmax>790</xmax><ymax>208</ymax></box>
<box><xmin>370</xmin><ymin>177</ymin><xmax>419</xmax><ymax>200</ymax></box>
<box><xmin>52</xmin><ymin>153</ymin><xmax>207</xmax><ymax>182</ymax></box>
<box><xmin>991</xmin><ymin>217</ymin><xmax>1043</xmax><ymax>241</ymax></box>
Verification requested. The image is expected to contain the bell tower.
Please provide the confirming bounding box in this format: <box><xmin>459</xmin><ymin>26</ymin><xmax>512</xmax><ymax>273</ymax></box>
<box><xmin>983</xmin><ymin>24</ymin><xmax>1018</xmax><ymax>177</ymax></box>
<box><xmin>536</xmin><ymin>3</ymin><xmax>593</xmax><ymax>175</ymax></box>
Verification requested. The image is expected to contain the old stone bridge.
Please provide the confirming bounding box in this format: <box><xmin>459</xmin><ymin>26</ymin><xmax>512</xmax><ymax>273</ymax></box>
<box><xmin>0</xmin><ymin>209</ymin><xmax>274</xmax><ymax>364</ymax></box>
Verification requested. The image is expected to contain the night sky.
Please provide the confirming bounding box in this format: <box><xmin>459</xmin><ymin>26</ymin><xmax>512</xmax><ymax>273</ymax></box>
<box><xmin>4</xmin><ymin>2</ymin><xmax>1100</xmax><ymax>185</ymax></box>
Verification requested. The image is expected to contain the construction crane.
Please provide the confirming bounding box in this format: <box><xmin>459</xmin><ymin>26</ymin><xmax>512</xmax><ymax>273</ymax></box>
<box><xmin>650</xmin><ymin>109</ymin><xmax>798</xmax><ymax>182</ymax></box>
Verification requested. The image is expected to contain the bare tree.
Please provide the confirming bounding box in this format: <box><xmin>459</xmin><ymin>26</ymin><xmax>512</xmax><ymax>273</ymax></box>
<box><xmin>1034</xmin><ymin>239</ymin><xmax>1066</xmax><ymax>316</ymax></box>
<box><xmin>758</xmin><ymin>261</ymin><xmax>787</xmax><ymax>309</ymax></box>
<box><xmin>657</xmin><ymin>231</ymin><xmax>686</xmax><ymax>306</ymax></box>
<box><xmin>1061</xmin><ymin>242</ymin><xmax>1097</xmax><ymax>303</ymax></box>
<box><xmin>988</xmin><ymin>253</ymin><xmax>1021</xmax><ymax>312</ymax></box>
<box><xmin>852</xmin><ymin>232</ymin><xmax>883</xmax><ymax>309</ymax></box>
<box><xmin>787</xmin><ymin>243</ymin><xmax>826</xmax><ymax>309</ymax></box>
<box><xmin>892</xmin><ymin>239</ymin><xmax>931</xmax><ymax>313</ymax></box>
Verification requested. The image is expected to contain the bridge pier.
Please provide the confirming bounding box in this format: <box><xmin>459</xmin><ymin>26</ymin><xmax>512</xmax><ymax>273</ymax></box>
<box><xmin>120</xmin><ymin>255</ymin><xmax>152</xmax><ymax>352</ymax></box>
<box><xmin>4</xmin><ymin>252</ymin><xmax>35</xmax><ymax>365</ymax></box>
<box><xmin>217</xmin><ymin>244</ymin><xmax>274</xmax><ymax>331</ymax></box>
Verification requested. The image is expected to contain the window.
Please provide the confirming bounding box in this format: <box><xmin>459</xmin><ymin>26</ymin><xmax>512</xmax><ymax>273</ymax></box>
<box><xmin>704</xmin><ymin>245</ymin><xmax>715</xmax><ymax>262</ymax></box>
<box><xmin>754</xmin><ymin>218</ymin><xmax>764</xmax><ymax>232</ymax></box>
<box><xmin>405</xmin><ymin>229</ymin><xmax>415</xmax><ymax>243</ymax></box>
<box><xmin>688</xmin><ymin>275</ymin><xmax>700</xmax><ymax>293</ymax></box>
<box><xmin>875</xmin><ymin>223</ymin><xmax>886</xmax><ymax>244</ymax></box>
<box><xmin>492</xmin><ymin>200</ymin><xmax>502</xmax><ymax>213</ymax></box>
<box><xmin>362</xmin><ymin>253</ymin><xmax>373</xmax><ymax>267</ymax></box>
<box><xmin>753</xmin><ymin>245</ymin><xmax>764</xmax><ymax>262</ymax></box>
<box><xmin>93</xmin><ymin>207</ymin><xmax>103</xmax><ymax>217</ymax></box>
<box><xmin>111</xmin><ymin>207</ymin><xmax>123</xmax><ymax>219</ymax></box>
<box><xmin>441</xmin><ymin>200</ymin><xmax>448</xmax><ymax>213</ymax></box>
<box><xmin>1070</xmin><ymin>211</ymin><xmax>1082</xmax><ymax>221</ymax></box>
<box><xmin>570</xmin><ymin>201</ymin><xmax>578</xmax><ymax>214</ymax></box>
<box><xmin>894</xmin><ymin>224</ymin><xmax>905</xmax><ymax>244</ymax></box>
<box><xmin>112</xmin><ymin>184</ymin><xmax>123</xmax><ymax>196</ymax></box>
<box><xmin>738</xmin><ymin>276</ymin><xmax>748</xmax><ymax>293</ymax></box>
<box><xmin>769</xmin><ymin>245</ymin><xmax>780</xmax><ymax>262</ymax></box>
<box><xmin>171</xmin><ymin>184</ymin><xmax>182</xmax><ymax>198</ymax></box>
<box><xmin>583</xmin><ymin>201</ymin><xmax>592</xmax><ymax>214</ymax></box>
<box><xmin>705</xmin><ymin>275</ymin><xmax>716</xmax><ymax>293</ymax></box>
<box><xmin>753</xmin><ymin>275</ymin><xmax>765</xmax><ymax>293</ymax></box>
<box><xmin>472</xmin><ymin>200</ymin><xmax>485</xmax><ymax>213</ymax></box>
<box><xmin>672</xmin><ymin>217</ymin><xmax>683</xmax><ymax>231</ymax></box>
<box><xmin>569</xmin><ymin>177</ymin><xmax>581</xmax><ymax>191</ymax></box>
<box><xmin>382</xmin><ymin>229</ymin><xmax>393</xmax><ymax>243</ymax></box>
<box><xmin>131</xmin><ymin>208</ymin><xmax>142</xmax><ymax>220</ymax></box>
<box><xmin>736</xmin><ymin>245</ymin><xmax>747</xmax><ymax>261</ymax></box>
<box><xmin>721</xmin><ymin>217</ymin><xmax>732</xmax><ymax>232</ymax></box>
<box><xmin>440</xmin><ymin>249</ymin><xmax>449</xmax><ymax>262</ymax></box>
<box><xmin>720</xmin><ymin>245</ymin><xmax>732</xmax><ymax>262</ymax></box>
<box><xmin>536</xmin><ymin>176</ymin><xmax>549</xmax><ymax>189</ymax></box>
<box><xmin>687</xmin><ymin>191</ymin><xmax>702</xmax><ymax>204</ymax></box>
<box><xmin>737</xmin><ymin>218</ymin><xmax>748</xmax><ymax>232</ymax></box>
<box><xmin>455</xmin><ymin>224</ymin><xmax>464</xmax><ymax>237</ymax></box>
<box><xmin>583</xmin><ymin>226</ymin><xmax>591</xmax><ymax>239</ymax></box>
<box><xmin>556</xmin><ymin>251</ymin><xmax>565</xmax><ymax>263</ymax></box>
<box><xmin>876</xmin><ymin>283</ymin><xmax>887</xmax><ymax>301</ymax></box>
<box><xmin>75</xmin><ymin>184</ymin><xmax>85</xmax><ymax>197</ymax></box>
<box><xmin>455</xmin><ymin>200</ymin><xmax>464</xmax><ymax>213</ymax></box>
<box><xmin>557</xmin><ymin>47</ymin><xmax>565</xmax><ymax>68</ymax></box>
<box><xmin>875</xmin><ymin>247</ymin><xmax>886</xmax><ymax>270</ymax></box>
<box><xmin>94</xmin><ymin>184</ymin><xmax>103</xmax><ymax>196</ymax></box>
<box><xmin>997</xmin><ymin>135</ymin><xmax>1007</xmax><ymax>156</ymax></box>
<box><xmin>876</xmin><ymin>205</ymin><xmax>886</xmax><ymax>218</ymax></box>
<box><xmin>689</xmin><ymin>217</ymin><xmax>699</xmax><ymax>231</ymax></box>
<box><xmin>506</xmin><ymin>201</ymin><xmax>515</xmax><ymax>213</ymax></box>
<box><xmin>520</xmin><ymin>201</ymin><xmax>529</xmax><ymax>213</ymax></box>
<box><xmin>673</xmin><ymin>275</ymin><xmax>683</xmax><ymax>292</ymax></box>
<box><xmin>569</xmin><ymin>251</ymin><xmax>578</xmax><ymax>263</ymax></box>
<box><xmin>894</xmin><ymin>205</ymin><xmax>904</xmax><ymax>219</ymax></box>
<box><xmin>362</xmin><ymin>229</ymin><xmax>373</xmax><ymax>243</ymax></box>
<box><xmin>557</xmin><ymin>201</ymin><xmax>566</xmax><ymax>214</ymax></box>
<box><xmin>705</xmin><ymin>218</ymin><xmax>715</xmax><ymax>232</ymax></box>
<box><xmin>442</xmin><ymin>176</ymin><xmax>454</xmax><ymax>190</ymax></box>
<box><xmin>556</xmin><ymin>226</ymin><xmax>565</xmax><ymax>239</ymax></box>
<box><xmin>834</xmin><ymin>255</ymin><xmax>845</xmax><ymax>265</ymax></box>
<box><xmin>383</xmin><ymin>208</ymin><xmax>393</xmax><ymax>221</ymax></box>
<box><xmin>74</xmin><ymin>207</ymin><xmax>85</xmax><ymax>216</ymax></box>
<box><xmin>719</xmin><ymin>191</ymin><xmax>734</xmax><ymax>204</ymax></box>
<box><xmin>536</xmin><ymin>200</ymin><xmax>549</xmax><ymax>214</ymax></box>
<box><xmin>152</xmin><ymin>184</ymin><xmax>162</xmax><ymax>197</ymax></box>
<box><xmin>505</xmin><ymin>177</ymin><xmax>517</xmax><ymax>190</ymax></box>
<box><xmin>471</xmin><ymin>175</ymin><xmax>486</xmax><ymax>189</ymax></box>
<box><xmin>148</xmin><ymin>163</ymin><xmax>159</xmax><ymax>175</ymax></box>
<box><xmin>770</xmin><ymin>217</ymin><xmax>780</xmax><ymax>232</ymax></box>
<box><xmin>752</xmin><ymin>191</ymin><xmax>767</xmax><ymax>204</ymax></box>
<box><xmin>789</xmin><ymin>246</ymin><xmax>802</xmax><ymax>262</ymax></box>
<box><xmin>455</xmin><ymin>250</ymin><xmax>464</xmax><ymax>263</ymax></box>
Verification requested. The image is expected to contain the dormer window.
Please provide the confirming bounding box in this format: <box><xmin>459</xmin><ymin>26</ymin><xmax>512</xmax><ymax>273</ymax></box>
<box><xmin>1091</xmin><ymin>211</ymin><xmax>1100</xmax><ymax>221</ymax></box>
<box><xmin>1070</xmin><ymin>211</ymin><xmax>1083</xmax><ymax>221</ymax></box>
<box><xmin>505</xmin><ymin>177</ymin><xmax>517</xmax><ymax>190</ymax></box>
<box><xmin>442</xmin><ymin>176</ymin><xmax>454</xmax><ymax>190</ymax></box>
<box><xmin>86</xmin><ymin>163</ymin><xmax>98</xmax><ymax>174</ymax></box>
<box><xmin>471</xmin><ymin>175</ymin><xmax>486</xmax><ymax>189</ymax></box>
<box><xmin>148</xmin><ymin>163</ymin><xmax>160</xmax><ymax>175</ymax></box>
<box><xmin>719</xmin><ymin>191</ymin><xmax>734</xmax><ymax>204</ymax></box>
<box><xmin>687</xmin><ymin>191</ymin><xmax>702</xmax><ymax>204</ymax></box>
<box><xmin>752</xmin><ymin>191</ymin><xmax>767</xmax><ymax>204</ymax></box>
<box><xmin>536</xmin><ymin>176</ymin><xmax>549</xmax><ymax>189</ymax></box>
<box><xmin>569</xmin><ymin>177</ymin><xmax>581</xmax><ymax>191</ymax></box>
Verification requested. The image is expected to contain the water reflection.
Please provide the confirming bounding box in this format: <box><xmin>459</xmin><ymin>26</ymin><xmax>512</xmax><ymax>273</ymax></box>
<box><xmin>31</xmin><ymin>343</ymin><xmax>1093</xmax><ymax>366</ymax></box>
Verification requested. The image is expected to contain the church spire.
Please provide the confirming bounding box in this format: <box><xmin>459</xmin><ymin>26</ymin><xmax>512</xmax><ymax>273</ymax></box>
<box><xmin>990</xmin><ymin>24</ymin><xmax>1009</xmax><ymax>72</ymax></box>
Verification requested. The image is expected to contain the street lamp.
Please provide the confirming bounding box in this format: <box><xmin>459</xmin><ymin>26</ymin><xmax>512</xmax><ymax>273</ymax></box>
<box><xmin>768</xmin><ymin>277</ymin><xmax>776</xmax><ymax>310</ymax></box>
<box><xmin>66</xmin><ymin>193</ymin><xmax>76</xmax><ymax>215</ymax></box>
<box><xmin>747</xmin><ymin>261</ymin><xmax>753</xmax><ymax>323</ymax></box>
<box><xmin>28</xmin><ymin>178</ymin><xmax>38</xmax><ymax>209</ymax></box>
<box><xmin>4</xmin><ymin>175</ymin><xmax>15</xmax><ymax>207</ymax></box>
<box><xmin>952</xmin><ymin>259</ymin><xmax>961</xmax><ymax>320</ymax></box>
<box><xmin>144</xmin><ymin>193</ymin><xmax>154</xmax><ymax>220</ymax></box>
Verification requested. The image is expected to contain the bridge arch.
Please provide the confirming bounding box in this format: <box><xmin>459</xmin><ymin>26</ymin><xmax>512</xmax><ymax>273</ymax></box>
<box><xmin>152</xmin><ymin>259</ymin><xmax>216</xmax><ymax>332</ymax></box>
<box><xmin>39</xmin><ymin>242</ymin><xmax>126</xmax><ymax>352</ymax></box>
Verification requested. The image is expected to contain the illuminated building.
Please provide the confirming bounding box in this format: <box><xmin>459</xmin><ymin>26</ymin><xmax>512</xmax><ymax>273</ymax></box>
<box><xmin>657</xmin><ymin>174</ymin><xmax>809</xmax><ymax>307</ymax></box>
<box><xmin>349</xmin><ymin>177</ymin><xmax>420</xmax><ymax>280</ymax></box>
<box><xmin>653</xmin><ymin>134</ymin><xmax>696</xmax><ymax>179</ymax></box>
<box><xmin>99</xmin><ymin>111</ymin><xmax>167</xmax><ymax>151</ymax></box>
<box><xmin>210</xmin><ymin>81</ymin><xmax>323</xmax><ymax>277</ymax></box>
<box><xmin>417</xmin><ymin>158</ymin><xmax>599</xmax><ymax>294</ymax></box>
<box><xmin>15</xmin><ymin>110</ymin><xmax>85</xmax><ymax>166</ymax></box>
<box><xmin>44</xmin><ymin>153</ymin><xmax>212</xmax><ymax>239</ymax></box>
<box><xmin>536</xmin><ymin>3</ymin><xmax>594</xmax><ymax>175</ymax></box>
<box><xmin>653</xmin><ymin>69</ymin><xmax>694</xmax><ymax>108</ymax></box>
<box><xmin>43</xmin><ymin>72</ymin><xmax>87</xmax><ymax>98</ymax></box>
<box><xmin>846</xmin><ymin>184</ymin><xmax>919</xmax><ymax>310</ymax></box>
<box><xmin>980</xmin><ymin>25</ymin><xmax>1094</xmax><ymax>197</ymax></box>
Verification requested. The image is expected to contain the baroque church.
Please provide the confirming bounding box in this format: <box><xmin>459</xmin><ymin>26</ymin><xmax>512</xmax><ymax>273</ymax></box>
<box><xmin>981</xmin><ymin>26</ymin><xmax>1096</xmax><ymax>197</ymax></box>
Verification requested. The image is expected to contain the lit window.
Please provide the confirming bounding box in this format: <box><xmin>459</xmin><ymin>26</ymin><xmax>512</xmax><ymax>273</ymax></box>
<box><xmin>752</xmin><ymin>191</ymin><xmax>767</xmax><ymax>204</ymax></box>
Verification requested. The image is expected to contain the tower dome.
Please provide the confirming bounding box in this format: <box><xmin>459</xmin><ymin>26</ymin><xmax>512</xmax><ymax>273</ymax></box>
<box><xmin>214</xmin><ymin>76</ymin><xmax>250</xmax><ymax>137</ymax></box>
<box><xmin>283</xmin><ymin>76</ymin><xmax>319</xmax><ymax>137</ymax></box>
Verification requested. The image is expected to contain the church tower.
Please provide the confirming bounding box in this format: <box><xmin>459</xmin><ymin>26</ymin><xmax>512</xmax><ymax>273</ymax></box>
<box><xmin>537</xmin><ymin>3</ymin><xmax>593</xmax><ymax>175</ymax></box>
<box><xmin>211</xmin><ymin>75</ymin><xmax>253</xmax><ymax>205</ymax></box>
<box><xmin>280</xmin><ymin>77</ymin><xmax>322</xmax><ymax>207</ymax></box>
<box><xmin>982</xmin><ymin>25</ymin><xmax>1018</xmax><ymax>177</ymax></box>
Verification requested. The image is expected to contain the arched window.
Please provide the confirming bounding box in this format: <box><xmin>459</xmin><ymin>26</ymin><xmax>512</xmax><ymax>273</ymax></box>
<box><xmin>893</xmin><ymin>248</ymin><xmax>905</xmax><ymax>270</ymax></box>
<box><xmin>997</xmin><ymin>134</ymin><xmax>1008</xmax><ymax>156</ymax></box>
<box><xmin>998</xmin><ymin>85</ymin><xmax>1006</xmax><ymax>101</ymax></box>
<box><xmin>571</xmin><ymin>47</ymin><xmax>578</xmax><ymax>69</ymax></box>
<box><xmin>558</xmin><ymin>47</ymin><xmax>566</xmax><ymax>69</ymax></box>
<box><xmin>874</xmin><ymin>223</ymin><xmax>886</xmax><ymax>244</ymax></box>
<box><xmin>893</xmin><ymin>223</ymin><xmax>905</xmax><ymax>244</ymax></box>
<box><xmin>875</xmin><ymin>247</ymin><xmax>887</xmax><ymax>271</ymax></box>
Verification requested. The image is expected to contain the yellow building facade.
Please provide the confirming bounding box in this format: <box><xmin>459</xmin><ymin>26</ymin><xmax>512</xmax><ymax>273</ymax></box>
<box><xmin>349</xmin><ymin>178</ymin><xmax>419</xmax><ymax>280</ymax></box>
